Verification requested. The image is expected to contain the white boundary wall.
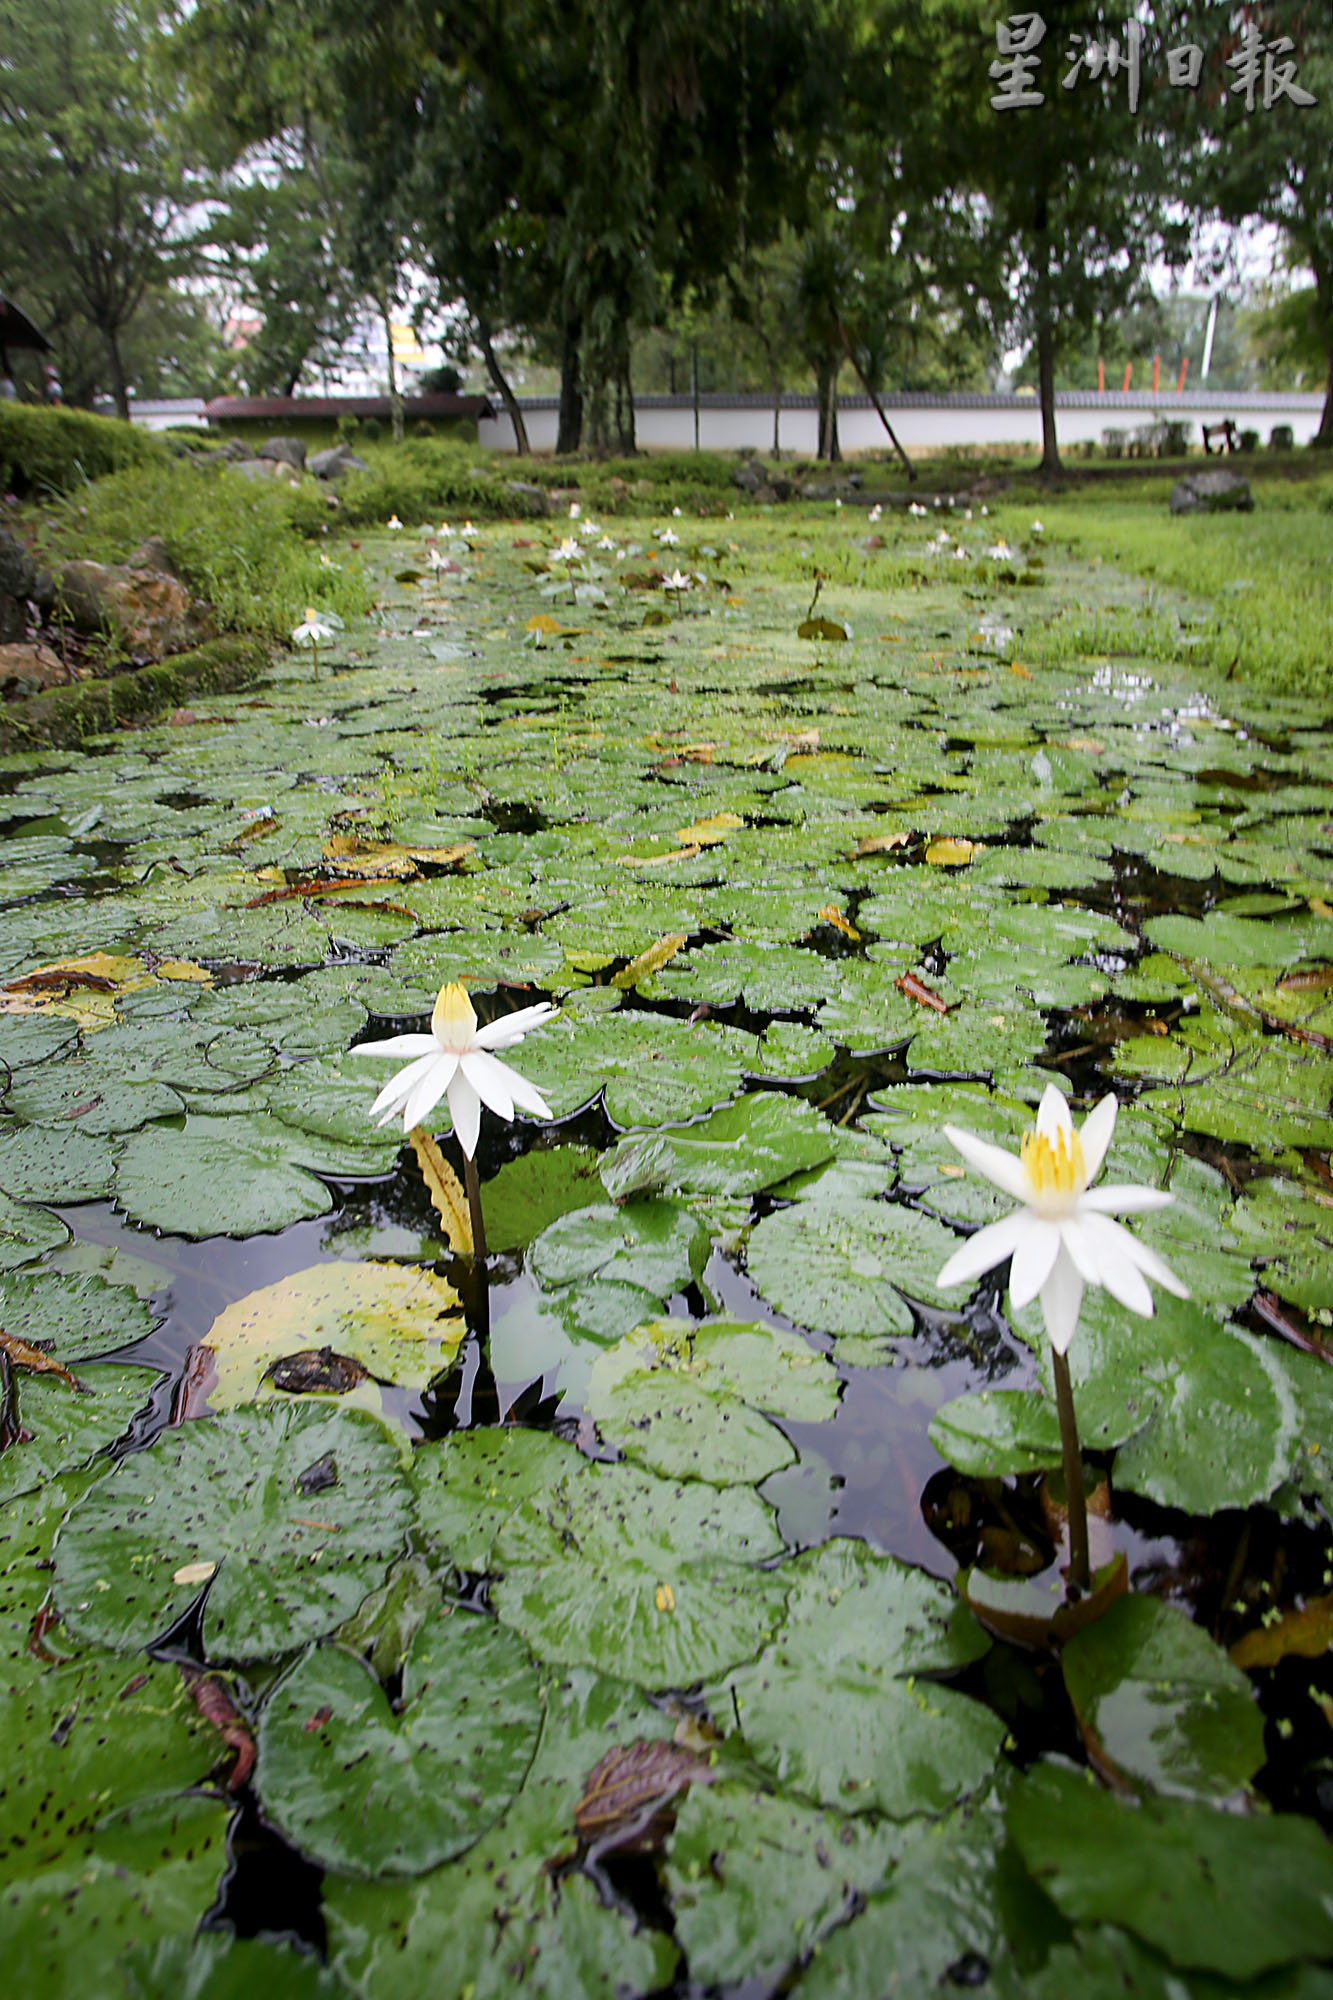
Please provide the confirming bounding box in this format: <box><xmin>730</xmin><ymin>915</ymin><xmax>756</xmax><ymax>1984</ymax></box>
<box><xmin>479</xmin><ymin>390</ymin><xmax>1326</xmax><ymax>456</ymax></box>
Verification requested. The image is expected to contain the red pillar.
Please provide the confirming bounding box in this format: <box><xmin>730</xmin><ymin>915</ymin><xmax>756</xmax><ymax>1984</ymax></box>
<box><xmin>1122</xmin><ymin>363</ymin><xmax>1133</xmax><ymax>392</ymax></box>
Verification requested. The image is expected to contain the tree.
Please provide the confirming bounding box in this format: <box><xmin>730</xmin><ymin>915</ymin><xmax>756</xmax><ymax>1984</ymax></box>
<box><xmin>1184</xmin><ymin>2</ymin><xmax>1333</xmax><ymax>443</ymax></box>
<box><xmin>0</xmin><ymin>0</ymin><xmax>201</xmax><ymax>416</ymax></box>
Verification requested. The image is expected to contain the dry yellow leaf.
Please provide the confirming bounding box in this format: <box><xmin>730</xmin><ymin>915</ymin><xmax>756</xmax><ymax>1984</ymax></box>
<box><xmin>525</xmin><ymin>612</ymin><xmax>563</xmax><ymax>634</ymax></box>
<box><xmin>1</xmin><ymin>950</ymin><xmax>212</xmax><ymax>1030</ymax></box>
<box><xmin>655</xmin><ymin>1583</ymin><xmax>676</xmax><ymax>1614</ymax></box>
<box><xmin>323</xmin><ymin>835</ymin><xmax>474</xmax><ymax>877</ymax></box>
<box><xmin>1066</xmin><ymin>735</ymin><xmax>1106</xmax><ymax>754</ymax></box>
<box><xmin>849</xmin><ymin>830</ymin><xmax>912</xmax><ymax>859</ymax></box>
<box><xmin>1311</xmin><ymin>898</ymin><xmax>1333</xmax><ymax>920</ymax></box>
<box><xmin>615</xmin><ymin>844</ymin><xmax>702</xmax><ymax>870</ymax></box>
<box><xmin>612</xmin><ymin>933</ymin><xmax>689</xmax><ymax>990</ymax></box>
<box><xmin>674</xmin><ymin>811</ymin><xmax>743</xmax><ymax>847</ymax></box>
<box><xmin>818</xmin><ymin>905</ymin><xmax>861</xmax><ymax>940</ymax></box>
<box><xmin>1009</xmin><ymin>661</ymin><xmax>1033</xmax><ymax>678</ymax></box>
<box><xmin>925</xmin><ymin>837</ymin><xmax>980</xmax><ymax>867</ymax></box>
<box><xmin>410</xmin><ymin>1125</ymin><xmax>473</xmax><ymax>1255</ymax></box>
<box><xmin>173</xmin><ymin>1560</ymin><xmax>217</xmax><ymax>1588</ymax></box>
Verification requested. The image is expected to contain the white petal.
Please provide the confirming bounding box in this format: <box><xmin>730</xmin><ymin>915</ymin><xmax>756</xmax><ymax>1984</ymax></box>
<box><xmin>1008</xmin><ymin>1218</ymin><xmax>1062</xmax><ymax>1310</ymax></box>
<box><xmin>503</xmin><ymin>1067</ymin><xmax>554</xmax><ymax>1120</ymax></box>
<box><xmin>1079</xmin><ymin>1184</ymin><xmax>1174</xmax><ymax>1215</ymax></box>
<box><xmin>936</xmin><ymin>1208</ymin><xmax>1031</xmax><ymax>1291</ymax></box>
<box><xmin>942</xmin><ymin>1125</ymin><xmax>1032</xmax><ymax>1202</ymax></box>
<box><xmin>1035</xmin><ymin>1085</ymin><xmax>1073</xmax><ymax>1143</ymax></box>
<box><xmin>1106</xmin><ymin>1219</ymin><xmax>1190</xmax><ymax>1298</ymax></box>
<box><xmin>446</xmin><ymin>1067</ymin><xmax>482</xmax><ymax>1158</ymax></box>
<box><xmin>401</xmin><ymin>1053</ymin><xmax>456</xmax><ymax>1132</ymax></box>
<box><xmin>1070</xmin><ymin>1212</ymin><xmax>1155</xmax><ymax>1316</ymax></box>
<box><xmin>352</xmin><ymin>1034</ymin><xmax>438</xmax><ymax>1060</ymax></box>
<box><xmin>369</xmin><ymin>1050</ymin><xmax>440</xmax><ymax>1122</ymax></box>
<box><xmin>473</xmin><ymin>1003</ymin><xmax>559</xmax><ymax>1050</ymax></box>
<box><xmin>460</xmin><ymin>1048</ymin><xmax>514</xmax><ymax>1122</ymax></box>
<box><xmin>1078</xmin><ymin>1093</ymin><xmax>1118</xmax><ymax>1182</ymax></box>
<box><xmin>1040</xmin><ymin>1245</ymin><xmax>1085</xmax><ymax>1355</ymax></box>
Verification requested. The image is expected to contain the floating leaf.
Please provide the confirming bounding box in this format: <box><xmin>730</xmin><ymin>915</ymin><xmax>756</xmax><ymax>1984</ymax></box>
<box><xmin>408</xmin><ymin>1125</ymin><xmax>472</xmax><ymax>1252</ymax></box>
<box><xmin>54</xmin><ymin>1403</ymin><xmax>412</xmax><ymax>1660</ymax></box>
<box><xmin>0</xmin><ymin>1270</ymin><xmax>154</xmax><ymax>1362</ymax></box>
<box><xmin>0</xmin><ymin>1192</ymin><xmax>70</xmax><ymax>1271</ymax></box>
<box><xmin>256</xmin><ymin>1609</ymin><xmax>542</xmax><ymax>1876</ymax></box>
<box><xmin>0</xmin><ymin>1367</ymin><xmax>157</xmax><ymax>1501</ymax></box>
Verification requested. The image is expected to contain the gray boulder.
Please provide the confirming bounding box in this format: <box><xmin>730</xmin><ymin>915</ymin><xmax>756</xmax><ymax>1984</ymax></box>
<box><xmin>1170</xmin><ymin>469</ymin><xmax>1253</xmax><ymax>516</ymax></box>
<box><xmin>503</xmin><ymin>479</ymin><xmax>552</xmax><ymax>517</ymax></box>
<box><xmin>0</xmin><ymin>527</ymin><xmax>36</xmax><ymax>643</ymax></box>
<box><xmin>309</xmin><ymin>444</ymin><xmax>370</xmax><ymax>481</ymax></box>
<box><xmin>258</xmin><ymin>435</ymin><xmax>308</xmax><ymax>470</ymax></box>
<box><xmin>732</xmin><ymin>458</ymin><xmax>770</xmax><ymax>493</ymax></box>
<box><xmin>231</xmin><ymin>457</ymin><xmax>302</xmax><ymax>485</ymax></box>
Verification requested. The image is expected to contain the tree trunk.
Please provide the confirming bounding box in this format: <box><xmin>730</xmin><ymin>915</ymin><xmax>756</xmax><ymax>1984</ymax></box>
<box><xmin>816</xmin><ymin>358</ymin><xmax>841</xmax><ymax>462</ymax></box>
<box><xmin>104</xmin><ymin>325</ymin><xmax>130</xmax><ymax>421</ymax></box>
<box><xmin>478</xmin><ymin>319</ymin><xmax>530</xmax><ymax>455</ymax></box>
<box><xmin>1037</xmin><ymin>315</ymin><xmax>1061</xmax><ymax>475</ymax></box>
<box><xmin>615</xmin><ymin>340</ymin><xmax>636</xmax><ymax>455</ymax></box>
<box><xmin>691</xmin><ymin>342</ymin><xmax>700</xmax><ymax>451</ymax></box>
<box><xmin>556</xmin><ymin>305</ymin><xmax>583</xmax><ymax>455</ymax></box>
<box><xmin>379</xmin><ymin>295</ymin><xmax>404</xmax><ymax>445</ymax></box>
<box><xmin>1315</xmin><ymin>340</ymin><xmax>1333</xmax><ymax>448</ymax></box>
<box><xmin>1034</xmin><ymin>200</ymin><xmax>1062</xmax><ymax>477</ymax></box>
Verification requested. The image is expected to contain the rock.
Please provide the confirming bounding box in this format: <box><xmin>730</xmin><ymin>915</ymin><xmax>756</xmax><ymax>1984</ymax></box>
<box><xmin>732</xmin><ymin>459</ymin><xmax>770</xmax><ymax>493</ymax></box>
<box><xmin>258</xmin><ymin>435</ymin><xmax>307</xmax><ymax>470</ymax></box>
<box><xmin>128</xmin><ymin>535</ymin><xmax>182</xmax><ymax>579</ymax></box>
<box><xmin>0</xmin><ymin>640</ymin><xmax>76</xmax><ymax>699</ymax></box>
<box><xmin>0</xmin><ymin>528</ymin><xmax>36</xmax><ymax>643</ymax></box>
<box><xmin>503</xmin><ymin>479</ymin><xmax>552</xmax><ymax>517</ymax></box>
<box><xmin>1170</xmin><ymin>469</ymin><xmax>1254</xmax><ymax>516</ymax></box>
<box><xmin>30</xmin><ymin>569</ymin><xmax>56</xmax><ymax>617</ymax></box>
<box><xmin>308</xmin><ymin>444</ymin><xmax>369</xmax><ymax>481</ymax></box>
<box><xmin>231</xmin><ymin>456</ymin><xmax>302</xmax><ymax>484</ymax></box>
<box><xmin>52</xmin><ymin>558</ymin><xmax>213</xmax><ymax>661</ymax></box>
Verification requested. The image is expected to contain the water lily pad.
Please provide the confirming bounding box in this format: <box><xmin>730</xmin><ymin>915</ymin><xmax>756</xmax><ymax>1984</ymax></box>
<box><xmin>0</xmin><ymin>1122</ymin><xmax>116</xmax><ymax>1203</ymax></box>
<box><xmin>481</xmin><ymin>1144</ymin><xmax>604</xmax><ymax>1253</ymax></box>
<box><xmin>1008</xmin><ymin>1760</ymin><xmax>1333</xmax><ymax>1978</ymax></box>
<box><xmin>929</xmin><ymin>1389</ymin><xmax>1066</xmax><ymax>1476</ymax></box>
<box><xmin>586</xmin><ymin>1316</ymin><xmax>839</xmax><ymax>1486</ymax></box>
<box><xmin>665</xmin><ymin>1782</ymin><xmax>900</xmax><ymax>1987</ymax></box>
<box><xmin>54</xmin><ymin>1403</ymin><xmax>412</xmax><ymax>1660</ymax></box>
<box><xmin>599</xmin><ymin>1092</ymin><xmax>836</xmax><ymax>1203</ymax></box>
<box><xmin>1061</xmin><ymin>1593</ymin><xmax>1265</xmax><ymax>1801</ymax></box>
<box><xmin>719</xmin><ymin>1539</ymin><xmax>1001</xmax><ymax>1817</ymax></box>
<box><xmin>746</xmin><ymin>1196</ymin><xmax>956</xmax><ymax>1351</ymax></box>
<box><xmin>324</xmin><ymin>1666</ymin><xmax>681</xmax><ymax>1999</ymax></box>
<box><xmin>490</xmin><ymin>1456</ymin><xmax>787</xmax><ymax>1688</ymax></box>
<box><xmin>3</xmin><ymin>1796</ymin><xmax>230</xmax><ymax>1996</ymax></box>
<box><xmin>519</xmin><ymin>1008</ymin><xmax>749</xmax><ymax>1126</ymax></box>
<box><xmin>0</xmin><ymin>1190</ymin><xmax>70</xmax><ymax>1269</ymax></box>
<box><xmin>410</xmin><ymin>1428</ymin><xmax>583</xmax><ymax>1573</ymax></box>
<box><xmin>0</xmin><ymin>1270</ymin><xmax>156</xmax><ymax>1361</ymax></box>
<box><xmin>123</xmin><ymin>1933</ymin><xmax>349</xmax><ymax>2000</ymax></box>
<box><xmin>196</xmin><ymin>1262</ymin><xmax>464</xmax><ymax>1410</ymax></box>
<box><xmin>0</xmin><ymin>1366</ymin><xmax>158</xmax><ymax>1500</ymax></box>
<box><xmin>528</xmin><ymin>1197</ymin><xmax>709</xmax><ymax>1299</ymax></box>
<box><xmin>114</xmin><ymin>1113</ymin><xmax>337</xmax><ymax>1237</ymax></box>
<box><xmin>257</xmin><ymin>1607</ymin><xmax>542</xmax><ymax>1875</ymax></box>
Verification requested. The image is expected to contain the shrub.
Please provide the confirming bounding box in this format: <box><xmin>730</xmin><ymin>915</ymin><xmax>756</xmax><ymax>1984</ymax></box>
<box><xmin>31</xmin><ymin>458</ymin><xmax>373</xmax><ymax>639</ymax></box>
<box><xmin>1270</xmin><ymin>425</ymin><xmax>1295</xmax><ymax>451</ymax></box>
<box><xmin>1239</xmin><ymin>429</ymin><xmax>1259</xmax><ymax>452</ymax></box>
<box><xmin>0</xmin><ymin>403</ymin><xmax>163</xmax><ymax>499</ymax></box>
<box><xmin>1102</xmin><ymin>428</ymin><xmax>1127</xmax><ymax>459</ymax></box>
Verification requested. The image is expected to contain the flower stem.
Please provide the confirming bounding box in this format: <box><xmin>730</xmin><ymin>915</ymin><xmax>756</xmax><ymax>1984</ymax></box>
<box><xmin>462</xmin><ymin>1152</ymin><xmax>488</xmax><ymax>1266</ymax></box>
<box><xmin>1051</xmin><ymin>1347</ymin><xmax>1090</xmax><ymax>1594</ymax></box>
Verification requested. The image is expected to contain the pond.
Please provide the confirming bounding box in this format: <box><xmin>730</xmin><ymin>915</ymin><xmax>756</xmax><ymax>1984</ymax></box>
<box><xmin>3</xmin><ymin>503</ymin><xmax>1332</xmax><ymax>1996</ymax></box>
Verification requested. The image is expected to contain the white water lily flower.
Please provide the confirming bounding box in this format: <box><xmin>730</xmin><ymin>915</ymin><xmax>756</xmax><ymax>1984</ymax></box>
<box><xmin>462</xmin><ymin>519</ymin><xmax>476</xmax><ymax>537</ymax></box>
<box><xmin>569</xmin><ymin>501</ymin><xmax>581</xmax><ymax>519</ymax></box>
<box><xmin>935</xmin><ymin>1084</ymin><xmax>1188</xmax><ymax>1355</ymax></box>
<box><xmin>550</xmin><ymin>536</ymin><xmax>582</xmax><ymax>564</ymax></box>
<box><xmin>597</xmin><ymin>534</ymin><xmax>617</xmax><ymax>551</ymax></box>
<box><xmin>386</xmin><ymin>515</ymin><xmax>403</xmax><ymax>530</ymax></box>
<box><xmin>353</xmin><ymin>981</ymin><xmax>557</xmax><ymax>1158</ymax></box>
<box><xmin>658</xmin><ymin>526</ymin><xmax>680</xmax><ymax>545</ymax></box>
<box><xmin>868</xmin><ymin>503</ymin><xmax>882</xmax><ymax>523</ymax></box>
<box><xmin>661</xmin><ymin>567</ymin><xmax>691</xmax><ymax>592</ymax></box>
<box><xmin>987</xmin><ymin>540</ymin><xmax>1015</xmax><ymax>561</ymax></box>
<box><xmin>909</xmin><ymin>502</ymin><xmax>928</xmax><ymax>518</ymax></box>
<box><xmin>438</xmin><ymin>521</ymin><xmax>456</xmax><ymax>538</ymax></box>
<box><xmin>672</xmin><ymin>505</ymin><xmax>683</xmax><ymax>517</ymax></box>
<box><xmin>1032</xmin><ymin>519</ymin><xmax>1044</xmax><ymax>533</ymax></box>
<box><xmin>291</xmin><ymin>607</ymin><xmax>335</xmax><ymax>647</ymax></box>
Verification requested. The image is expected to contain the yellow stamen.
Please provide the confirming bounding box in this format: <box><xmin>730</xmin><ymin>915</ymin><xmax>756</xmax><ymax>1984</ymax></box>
<box><xmin>431</xmin><ymin>980</ymin><xmax>476</xmax><ymax>1046</ymax></box>
<box><xmin>1020</xmin><ymin>1125</ymin><xmax>1086</xmax><ymax>1198</ymax></box>
<box><xmin>304</xmin><ymin>607</ymin><xmax>319</xmax><ymax>620</ymax></box>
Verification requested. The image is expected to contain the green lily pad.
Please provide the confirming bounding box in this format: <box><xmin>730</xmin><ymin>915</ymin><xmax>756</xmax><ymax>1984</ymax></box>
<box><xmin>719</xmin><ymin>1539</ymin><xmax>1001</xmax><ymax>1817</ymax></box>
<box><xmin>586</xmin><ymin>1316</ymin><xmax>839</xmax><ymax>1487</ymax></box>
<box><xmin>0</xmin><ymin>1270</ymin><xmax>156</xmax><ymax>1361</ymax></box>
<box><xmin>745</xmin><ymin>1196</ymin><xmax>957</xmax><ymax>1351</ymax></box>
<box><xmin>489</xmin><ymin>1456</ymin><xmax>788</xmax><ymax>1689</ymax></box>
<box><xmin>0</xmin><ymin>1190</ymin><xmax>70</xmax><ymax>1269</ymax></box>
<box><xmin>0</xmin><ymin>1122</ymin><xmax>116</xmax><ymax>1203</ymax></box>
<box><xmin>257</xmin><ymin>1608</ymin><xmax>542</xmax><ymax>1876</ymax></box>
<box><xmin>3</xmin><ymin>1796</ymin><xmax>230</xmax><ymax>1996</ymax></box>
<box><xmin>599</xmin><ymin>1091</ymin><xmax>836</xmax><ymax>1203</ymax></box>
<box><xmin>1061</xmin><ymin>1593</ymin><xmax>1265</xmax><ymax>1801</ymax></box>
<box><xmin>528</xmin><ymin>1196</ymin><xmax>709</xmax><ymax>1298</ymax></box>
<box><xmin>1008</xmin><ymin>1760</ymin><xmax>1333</xmax><ymax>1979</ymax></box>
<box><xmin>0</xmin><ymin>1367</ymin><xmax>158</xmax><ymax>1500</ymax></box>
<box><xmin>324</xmin><ymin>1666</ymin><xmax>681</xmax><ymax>1999</ymax></box>
<box><xmin>54</xmin><ymin>1403</ymin><xmax>412</xmax><ymax>1660</ymax></box>
<box><xmin>410</xmin><ymin>1428</ymin><xmax>583</xmax><ymax>1573</ymax></box>
<box><xmin>114</xmin><ymin>1113</ymin><xmax>337</xmax><ymax>1237</ymax></box>
<box><xmin>123</xmin><ymin>1933</ymin><xmax>350</xmax><ymax>2000</ymax></box>
<box><xmin>929</xmin><ymin>1388</ymin><xmax>1066</xmax><ymax>1477</ymax></box>
<box><xmin>665</xmin><ymin>1782</ymin><xmax>900</xmax><ymax>1987</ymax></box>
<box><xmin>519</xmin><ymin>1008</ymin><xmax>749</xmax><ymax>1126</ymax></box>
<box><xmin>481</xmin><ymin>1144</ymin><xmax>604</xmax><ymax>1252</ymax></box>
